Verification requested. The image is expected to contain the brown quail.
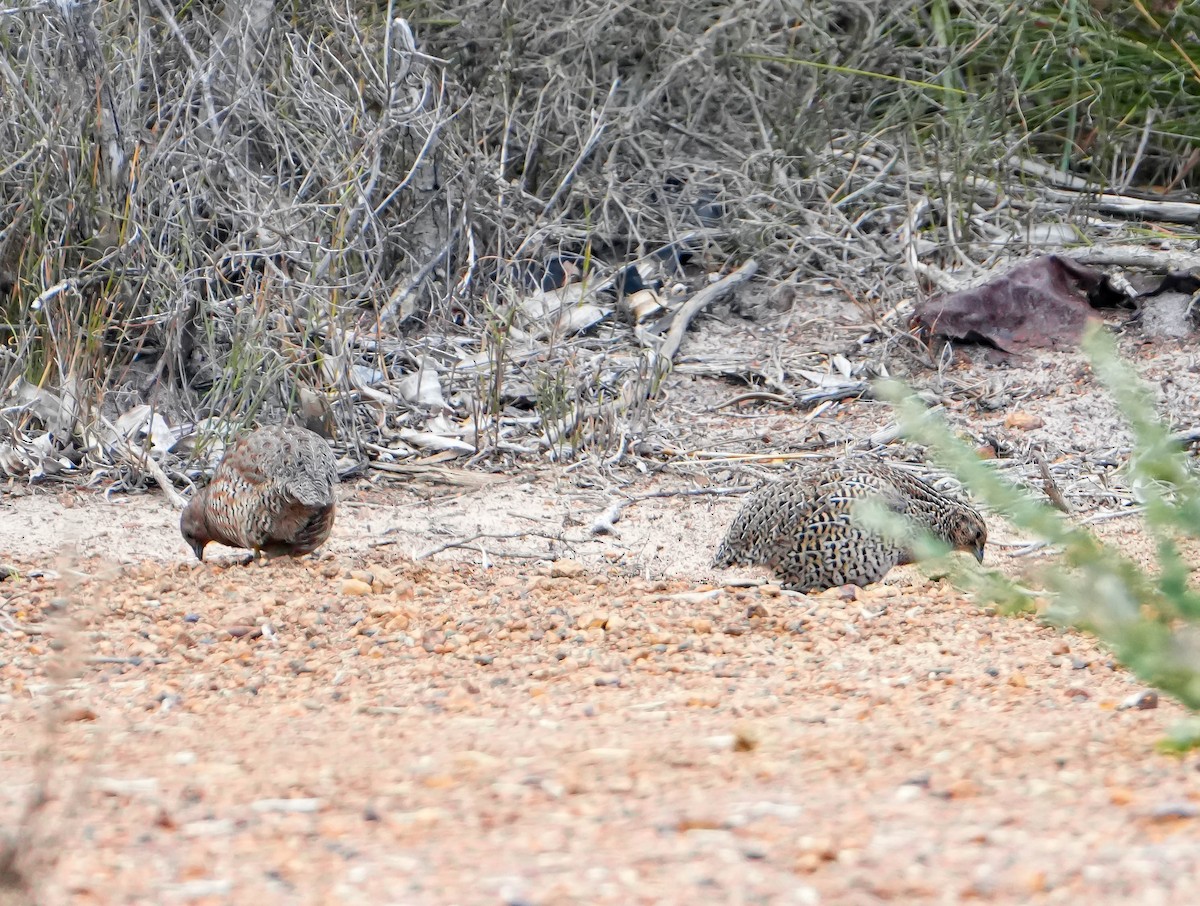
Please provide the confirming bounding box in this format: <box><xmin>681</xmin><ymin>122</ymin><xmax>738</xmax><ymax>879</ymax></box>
<box><xmin>180</xmin><ymin>424</ymin><xmax>338</xmax><ymax>561</ymax></box>
<box><xmin>713</xmin><ymin>460</ymin><xmax>987</xmax><ymax>592</ymax></box>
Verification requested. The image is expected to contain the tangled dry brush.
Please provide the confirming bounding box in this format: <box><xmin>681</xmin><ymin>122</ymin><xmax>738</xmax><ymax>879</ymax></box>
<box><xmin>1</xmin><ymin>1</ymin><xmax>1191</xmax><ymax>489</ymax></box>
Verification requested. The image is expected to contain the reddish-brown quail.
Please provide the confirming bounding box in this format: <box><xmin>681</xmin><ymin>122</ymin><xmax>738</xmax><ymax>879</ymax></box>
<box><xmin>181</xmin><ymin>424</ymin><xmax>338</xmax><ymax>561</ymax></box>
<box><xmin>713</xmin><ymin>460</ymin><xmax>987</xmax><ymax>592</ymax></box>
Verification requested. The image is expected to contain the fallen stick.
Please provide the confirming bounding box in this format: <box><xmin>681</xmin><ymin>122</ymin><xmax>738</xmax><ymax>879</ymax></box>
<box><xmin>1011</xmin><ymin>157</ymin><xmax>1200</xmax><ymax>224</ymax></box>
<box><xmin>368</xmin><ymin>459</ymin><xmax>506</xmax><ymax>489</ymax></box>
<box><xmin>590</xmin><ymin>486</ymin><xmax>753</xmax><ymax>536</ymax></box>
<box><xmin>1064</xmin><ymin>245</ymin><xmax>1200</xmax><ymax>272</ymax></box>
<box><xmin>1036</xmin><ymin>457</ymin><xmax>1070</xmax><ymax>513</ymax></box>
<box><xmin>415</xmin><ymin>529</ymin><xmax>597</xmax><ymax>560</ymax></box>
<box><xmin>712</xmin><ymin>391</ymin><xmax>795</xmax><ymax>411</ymax></box>
<box><xmin>657</xmin><ymin>259</ymin><xmax>759</xmax><ymax>367</ymax></box>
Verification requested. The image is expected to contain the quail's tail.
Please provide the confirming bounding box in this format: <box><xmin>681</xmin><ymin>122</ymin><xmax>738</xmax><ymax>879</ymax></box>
<box><xmin>290</xmin><ymin>476</ymin><xmax>335</xmax><ymax>508</ymax></box>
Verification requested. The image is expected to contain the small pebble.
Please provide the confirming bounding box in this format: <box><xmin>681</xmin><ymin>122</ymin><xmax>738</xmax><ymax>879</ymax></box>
<box><xmin>1117</xmin><ymin>690</ymin><xmax>1159</xmax><ymax>711</ymax></box>
<box><xmin>550</xmin><ymin>559</ymin><xmax>585</xmax><ymax>579</ymax></box>
<box><xmin>251</xmin><ymin>798</ymin><xmax>323</xmax><ymax>814</ymax></box>
<box><xmin>1149</xmin><ymin>802</ymin><xmax>1199</xmax><ymax>822</ymax></box>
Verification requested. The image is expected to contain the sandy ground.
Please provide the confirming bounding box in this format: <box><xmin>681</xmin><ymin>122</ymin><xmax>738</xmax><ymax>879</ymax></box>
<box><xmin>4</xmin><ymin>299</ymin><xmax>1200</xmax><ymax>904</ymax></box>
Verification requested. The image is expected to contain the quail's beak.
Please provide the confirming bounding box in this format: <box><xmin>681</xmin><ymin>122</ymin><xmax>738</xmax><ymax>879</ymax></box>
<box><xmin>974</xmin><ymin>545</ymin><xmax>985</xmax><ymax>564</ymax></box>
<box><xmin>189</xmin><ymin>539</ymin><xmax>207</xmax><ymax>561</ymax></box>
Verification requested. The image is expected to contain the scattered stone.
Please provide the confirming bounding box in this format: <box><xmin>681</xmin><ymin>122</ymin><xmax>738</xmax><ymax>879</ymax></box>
<box><xmin>894</xmin><ymin>784</ymin><xmax>922</xmax><ymax>803</ymax></box>
<box><xmin>341</xmin><ymin>578</ymin><xmax>374</xmax><ymax>596</ymax></box>
<box><xmin>251</xmin><ymin>798</ymin><xmax>324</xmax><ymax>814</ymax></box>
<box><xmin>550</xmin><ymin>559</ymin><xmax>585</xmax><ymax>579</ymax></box>
<box><xmin>666</xmin><ymin>590</ymin><xmax>723</xmax><ymax>605</ymax></box>
<box><xmin>733</xmin><ymin>722</ymin><xmax>761</xmax><ymax>752</ymax></box>
<box><xmin>577</xmin><ymin>611</ymin><xmax>609</xmax><ymax>630</ymax></box>
<box><xmin>371</xmin><ymin>566</ymin><xmax>400</xmax><ymax>588</ymax></box>
<box><xmin>946</xmin><ymin>778</ymin><xmax>980</xmax><ymax>799</ymax></box>
<box><xmin>1109</xmin><ymin>787</ymin><xmax>1134</xmax><ymax>806</ymax></box>
<box><xmin>224</xmin><ymin>625</ymin><xmax>261</xmax><ymax>639</ymax></box>
<box><xmin>95</xmin><ymin>777</ymin><xmax>160</xmax><ymax>796</ymax></box>
<box><xmin>1148</xmin><ymin>801</ymin><xmax>1199</xmax><ymax>822</ymax></box>
<box><xmin>172</xmin><ymin>879</ymin><xmax>233</xmax><ymax>899</ymax></box>
<box><xmin>1004</xmin><ymin>411</ymin><xmax>1045</xmax><ymax>430</ymax></box>
<box><xmin>1118</xmin><ymin>690</ymin><xmax>1159</xmax><ymax>711</ymax></box>
<box><xmin>226</xmin><ymin>607</ymin><xmax>261</xmax><ymax>626</ymax></box>
<box><xmin>1141</xmin><ymin>292</ymin><xmax>1193</xmax><ymax>339</ymax></box>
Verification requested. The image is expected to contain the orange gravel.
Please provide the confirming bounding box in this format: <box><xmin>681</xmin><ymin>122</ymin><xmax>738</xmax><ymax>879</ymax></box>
<box><xmin>2</xmin><ymin>549</ymin><xmax>1197</xmax><ymax>906</ymax></box>
<box><xmin>6</xmin><ymin>308</ymin><xmax>1200</xmax><ymax>904</ymax></box>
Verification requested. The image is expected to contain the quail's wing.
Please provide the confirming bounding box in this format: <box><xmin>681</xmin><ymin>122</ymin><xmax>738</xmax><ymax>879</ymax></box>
<box><xmin>715</xmin><ymin>480</ymin><xmax>809</xmax><ymax>567</ymax></box>
<box><xmin>280</xmin><ymin>432</ymin><xmax>338</xmax><ymax>508</ymax></box>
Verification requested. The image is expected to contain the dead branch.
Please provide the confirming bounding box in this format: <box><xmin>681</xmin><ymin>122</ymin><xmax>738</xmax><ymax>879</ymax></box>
<box><xmin>657</xmin><ymin>259</ymin><xmax>760</xmax><ymax>368</ymax></box>
<box><xmin>590</xmin><ymin>486</ymin><xmax>753</xmax><ymax>536</ymax></box>
<box><xmin>1064</xmin><ymin>246</ymin><xmax>1200</xmax><ymax>273</ymax></box>
<box><xmin>712</xmin><ymin>391</ymin><xmax>795</xmax><ymax>411</ymax></box>
<box><xmin>414</xmin><ymin>529</ymin><xmax>598</xmax><ymax>560</ymax></box>
<box><xmin>1011</xmin><ymin>157</ymin><xmax>1200</xmax><ymax>224</ymax></box>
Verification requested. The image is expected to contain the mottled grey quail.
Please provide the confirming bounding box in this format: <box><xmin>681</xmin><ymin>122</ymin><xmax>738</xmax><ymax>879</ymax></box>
<box><xmin>713</xmin><ymin>460</ymin><xmax>987</xmax><ymax>592</ymax></box>
<box><xmin>181</xmin><ymin>424</ymin><xmax>338</xmax><ymax>561</ymax></box>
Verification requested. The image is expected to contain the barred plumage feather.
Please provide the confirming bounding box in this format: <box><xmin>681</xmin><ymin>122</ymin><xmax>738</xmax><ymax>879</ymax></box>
<box><xmin>181</xmin><ymin>425</ymin><xmax>338</xmax><ymax>560</ymax></box>
<box><xmin>713</xmin><ymin>460</ymin><xmax>987</xmax><ymax>592</ymax></box>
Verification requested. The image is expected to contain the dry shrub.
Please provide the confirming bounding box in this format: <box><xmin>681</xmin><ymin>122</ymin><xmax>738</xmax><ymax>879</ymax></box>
<box><xmin>1</xmin><ymin>1</ymin><xmax>1193</xmax><ymax>475</ymax></box>
<box><xmin>0</xmin><ymin>1</ymin><xmax>868</xmax><ymax>461</ymax></box>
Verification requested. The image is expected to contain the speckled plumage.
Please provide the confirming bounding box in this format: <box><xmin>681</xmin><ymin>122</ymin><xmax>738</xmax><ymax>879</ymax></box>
<box><xmin>713</xmin><ymin>460</ymin><xmax>987</xmax><ymax>592</ymax></box>
<box><xmin>181</xmin><ymin>424</ymin><xmax>338</xmax><ymax>561</ymax></box>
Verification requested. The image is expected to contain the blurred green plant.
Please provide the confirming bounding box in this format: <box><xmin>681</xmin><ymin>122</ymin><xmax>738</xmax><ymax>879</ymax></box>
<box><xmin>874</xmin><ymin>323</ymin><xmax>1200</xmax><ymax>746</ymax></box>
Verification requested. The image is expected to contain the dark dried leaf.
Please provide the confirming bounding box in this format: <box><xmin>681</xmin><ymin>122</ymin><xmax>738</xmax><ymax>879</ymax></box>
<box><xmin>914</xmin><ymin>255</ymin><xmax>1125</xmax><ymax>353</ymax></box>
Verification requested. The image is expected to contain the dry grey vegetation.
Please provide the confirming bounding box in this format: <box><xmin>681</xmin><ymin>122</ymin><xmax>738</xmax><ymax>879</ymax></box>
<box><xmin>4</xmin><ymin>0</ymin><xmax>1197</xmax><ymax>495</ymax></box>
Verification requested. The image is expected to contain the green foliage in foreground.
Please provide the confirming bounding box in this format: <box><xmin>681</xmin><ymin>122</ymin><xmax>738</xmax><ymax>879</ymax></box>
<box><xmin>877</xmin><ymin>323</ymin><xmax>1200</xmax><ymax>723</ymax></box>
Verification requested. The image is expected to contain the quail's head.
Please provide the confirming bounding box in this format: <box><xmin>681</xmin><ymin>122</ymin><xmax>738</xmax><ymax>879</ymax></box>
<box><xmin>945</xmin><ymin>508</ymin><xmax>987</xmax><ymax>563</ymax></box>
<box><xmin>180</xmin><ymin>494</ymin><xmax>212</xmax><ymax>561</ymax></box>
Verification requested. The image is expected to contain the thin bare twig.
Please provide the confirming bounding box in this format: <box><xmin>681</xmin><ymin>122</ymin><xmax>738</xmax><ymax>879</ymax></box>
<box><xmin>414</xmin><ymin>529</ymin><xmax>599</xmax><ymax>560</ymax></box>
<box><xmin>591</xmin><ymin>486</ymin><xmax>753</xmax><ymax>536</ymax></box>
